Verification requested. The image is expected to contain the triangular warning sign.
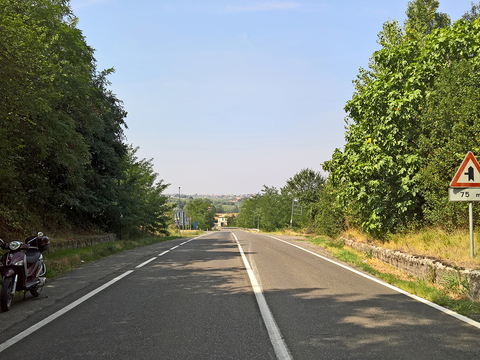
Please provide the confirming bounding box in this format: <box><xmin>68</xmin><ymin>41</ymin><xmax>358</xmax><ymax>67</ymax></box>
<box><xmin>450</xmin><ymin>152</ymin><xmax>480</xmax><ymax>187</ymax></box>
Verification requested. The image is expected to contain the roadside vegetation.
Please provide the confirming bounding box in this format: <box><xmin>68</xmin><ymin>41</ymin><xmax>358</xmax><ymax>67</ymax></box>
<box><xmin>0</xmin><ymin>0</ymin><xmax>171</xmax><ymax>240</ymax></box>
<box><xmin>234</xmin><ymin>0</ymin><xmax>480</xmax><ymax>267</ymax></box>
<box><xmin>2</xmin><ymin>0</ymin><xmax>480</xmax><ymax>318</ymax></box>
<box><xmin>302</xmin><ymin>234</ymin><xmax>480</xmax><ymax>320</ymax></box>
<box><xmin>230</xmin><ymin>1</ymin><xmax>480</xmax><ymax>315</ymax></box>
<box><xmin>45</xmin><ymin>231</ymin><xmax>204</xmax><ymax>279</ymax></box>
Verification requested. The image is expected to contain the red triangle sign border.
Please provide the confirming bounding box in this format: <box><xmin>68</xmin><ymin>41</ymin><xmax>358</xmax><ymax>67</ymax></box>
<box><xmin>450</xmin><ymin>152</ymin><xmax>480</xmax><ymax>188</ymax></box>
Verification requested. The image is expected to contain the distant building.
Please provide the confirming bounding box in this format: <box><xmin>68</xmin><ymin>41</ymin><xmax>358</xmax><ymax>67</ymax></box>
<box><xmin>214</xmin><ymin>215</ymin><xmax>228</xmax><ymax>229</ymax></box>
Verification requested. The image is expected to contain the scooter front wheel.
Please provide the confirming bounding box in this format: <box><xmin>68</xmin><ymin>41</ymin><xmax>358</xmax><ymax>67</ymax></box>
<box><xmin>1</xmin><ymin>277</ymin><xmax>14</xmax><ymax>312</ymax></box>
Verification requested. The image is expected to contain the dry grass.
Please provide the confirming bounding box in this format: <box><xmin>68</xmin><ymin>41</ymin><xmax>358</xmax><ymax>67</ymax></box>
<box><xmin>344</xmin><ymin>227</ymin><xmax>480</xmax><ymax>270</ymax></box>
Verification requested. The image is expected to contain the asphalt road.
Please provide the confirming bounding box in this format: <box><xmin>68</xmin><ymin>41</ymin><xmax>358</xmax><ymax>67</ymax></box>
<box><xmin>1</xmin><ymin>230</ymin><xmax>480</xmax><ymax>359</ymax></box>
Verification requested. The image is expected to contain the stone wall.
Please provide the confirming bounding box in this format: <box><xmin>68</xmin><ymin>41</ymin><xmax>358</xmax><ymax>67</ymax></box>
<box><xmin>343</xmin><ymin>237</ymin><xmax>480</xmax><ymax>300</ymax></box>
<box><xmin>48</xmin><ymin>234</ymin><xmax>116</xmax><ymax>251</ymax></box>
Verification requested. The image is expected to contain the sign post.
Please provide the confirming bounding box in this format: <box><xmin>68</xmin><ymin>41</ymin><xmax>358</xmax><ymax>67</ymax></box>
<box><xmin>449</xmin><ymin>152</ymin><xmax>480</xmax><ymax>258</ymax></box>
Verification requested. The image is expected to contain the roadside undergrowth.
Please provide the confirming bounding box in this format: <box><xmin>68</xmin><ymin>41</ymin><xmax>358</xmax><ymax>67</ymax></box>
<box><xmin>44</xmin><ymin>233</ymin><xmax>202</xmax><ymax>279</ymax></box>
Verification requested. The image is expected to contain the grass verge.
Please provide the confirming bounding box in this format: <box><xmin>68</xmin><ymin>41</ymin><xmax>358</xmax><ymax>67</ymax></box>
<box><xmin>304</xmin><ymin>235</ymin><xmax>480</xmax><ymax>320</ymax></box>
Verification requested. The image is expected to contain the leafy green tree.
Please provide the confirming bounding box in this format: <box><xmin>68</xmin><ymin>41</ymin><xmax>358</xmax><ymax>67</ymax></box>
<box><xmin>462</xmin><ymin>1</ymin><xmax>480</xmax><ymax>22</ymax></box>
<box><xmin>186</xmin><ymin>198</ymin><xmax>216</xmax><ymax>230</ymax></box>
<box><xmin>313</xmin><ymin>181</ymin><xmax>344</xmax><ymax>237</ymax></box>
<box><xmin>323</xmin><ymin>10</ymin><xmax>480</xmax><ymax>236</ymax></box>
<box><xmin>285</xmin><ymin>168</ymin><xmax>326</xmax><ymax>204</ymax></box>
<box><xmin>235</xmin><ymin>186</ymin><xmax>292</xmax><ymax>231</ymax></box>
<box><xmin>226</xmin><ymin>214</ymin><xmax>237</xmax><ymax>227</ymax></box>
<box><xmin>0</xmin><ymin>0</ymin><xmax>170</xmax><ymax>238</ymax></box>
<box><xmin>0</xmin><ymin>0</ymin><xmax>95</xmax><ymax>232</ymax></box>
<box><xmin>404</xmin><ymin>0</ymin><xmax>450</xmax><ymax>39</ymax></box>
<box><xmin>284</xmin><ymin>168</ymin><xmax>326</xmax><ymax>230</ymax></box>
<box><xmin>418</xmin><ymin>60</ymin><xmax>480</xmax><ymax>229</ymax></box>
<box><xmin>116</xmin><ymin>147</ymin><xmax>171</xmax><ymax>237</ymax></box>
<box><xmin>235</xmin><ymin>196</ymin><xmax>258</xmax><ymax>228</ymax></box>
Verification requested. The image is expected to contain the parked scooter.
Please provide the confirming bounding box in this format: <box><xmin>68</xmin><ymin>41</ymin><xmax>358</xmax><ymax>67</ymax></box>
<box><xmin>0</xmin><ymin>232</ymin><xmax>49</xmax><ymax>312</ymax></box>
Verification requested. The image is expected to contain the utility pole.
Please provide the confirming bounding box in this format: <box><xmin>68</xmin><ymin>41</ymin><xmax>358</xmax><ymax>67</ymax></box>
<box><xmin>178</xmin><ymin>187</ymin><xmax>181</xmax><ymax>235</ymax></box>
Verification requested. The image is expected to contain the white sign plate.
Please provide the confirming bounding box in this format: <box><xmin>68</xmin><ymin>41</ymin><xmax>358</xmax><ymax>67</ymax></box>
<box><xmin>448</xmin><ymin>187</ymin><xmax>480</xmax><ymax>202</ymax></box>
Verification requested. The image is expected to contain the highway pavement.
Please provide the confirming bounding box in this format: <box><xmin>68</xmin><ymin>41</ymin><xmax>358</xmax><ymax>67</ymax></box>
<box><xmin>1</xmin><ymin>230</ymin><xmax>480</xmax><ymax>359</ymax></box>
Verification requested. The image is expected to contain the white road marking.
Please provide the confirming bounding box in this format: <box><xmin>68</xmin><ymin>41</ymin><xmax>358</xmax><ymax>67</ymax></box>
<box><xmin>232</xmin><ymin>232</ymin><xmax>293</xmax><ymax>360</ymax></box>
<box><xmin>136</xmin><ymin>257</ymin><xmax>158</xmax><ymax>268</ymax></box>
<box><xmin>265</xmin><ymin>234</ymin><xmax>480</xmax><ymax>330</ymax></box>
<box><xmin>0</xmin><ymin>270</ymin><xmax>134</xmax><ymax>353</ymax></box>
<box><xmin>0</xmin><ymin>233</ymin><xmax>214</xmax><ymax>354</ymax></box>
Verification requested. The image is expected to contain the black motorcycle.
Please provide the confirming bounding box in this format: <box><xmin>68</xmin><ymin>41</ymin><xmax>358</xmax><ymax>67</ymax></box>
<box><xmin>0</xmin><ymin>232</ymin><xmax>49</xmax><ymax>312</ymax></box>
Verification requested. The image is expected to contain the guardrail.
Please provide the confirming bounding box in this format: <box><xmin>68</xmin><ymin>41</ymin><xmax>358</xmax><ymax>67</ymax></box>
<box><xmin>48</xmin><ymin>234</ymin><xmax>116</xmax><ymax>251</ymax></box>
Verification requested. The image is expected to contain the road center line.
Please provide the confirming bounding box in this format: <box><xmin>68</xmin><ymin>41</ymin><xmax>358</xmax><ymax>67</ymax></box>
<box><xmin>265</xmin><ymin>234</ymin><xmax>480</xmax><ymax>330</ymax></box>
<box><xmin>0</xmin><ymin>270</ymin><xmax>134</xmax><ymax>354</ymax></box>
<box><xmin>1</xmin><ymin>234</ymin><xmax>210</xmax><ymax>354</ymax></box>
<box><xmin>136</xmin><ymin>257</ymin><xmax>158</xmax><ymax>268</ymax></box>
<box><xmin>231</xmin><ymin>232</ymin><xmax>292</xmax><ymax>360</ymax></box>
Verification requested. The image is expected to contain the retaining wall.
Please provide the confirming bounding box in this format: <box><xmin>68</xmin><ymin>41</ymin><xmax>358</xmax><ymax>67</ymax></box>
<box><xmin>48</xmin><ymin>234</ymin><xmax>116</xmax><ymax>251</ymax></box>
<box><xmin>343</xmin><ymin>237</ymin><xmax>480</xmax><ymax>300</ymax></box>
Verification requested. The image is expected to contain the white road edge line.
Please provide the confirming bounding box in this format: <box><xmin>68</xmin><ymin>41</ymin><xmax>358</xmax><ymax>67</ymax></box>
<box><xmin>232</xmin><ymin>232</ymin><xmax>293</xmax><ymax>360</ymax></box>
<box><xmin>265</xmin><ymin>235</ymin><xmax>480</xmax><ymax>330</ymax></box>
<box><xmin>0</xmin><ymin>232</ymin><xmax>212</xmax><ymax>353</ymax></box>
<box><xmin>136</xmin><ymin>257</ymin><xmax>158</xmax><ymax>268</ymax></box>
<box><xmin>0</xmin><ymin>270</ymin><xmax>134</xmax><ymax>354</ymax></box>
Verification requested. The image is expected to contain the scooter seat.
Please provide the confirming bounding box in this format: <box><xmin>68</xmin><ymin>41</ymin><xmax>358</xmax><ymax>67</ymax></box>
<box><xmin>26</xmin><ymin>249</ymin><xmax>41</xmax><ymax>265</ymax></box>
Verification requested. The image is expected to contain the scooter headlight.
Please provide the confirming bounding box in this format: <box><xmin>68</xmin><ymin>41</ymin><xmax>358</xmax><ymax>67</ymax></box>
<box><xmin>8</xmin><ymin>241</ymin><xmax>22</xmax><ymax>251</ymax></box>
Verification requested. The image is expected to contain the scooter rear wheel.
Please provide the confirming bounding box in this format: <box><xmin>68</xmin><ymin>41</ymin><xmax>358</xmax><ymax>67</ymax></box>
<box><xmin>1</xmin><ymin>277</ymin><xmax>14</xmax><ymax>312</ymax></box>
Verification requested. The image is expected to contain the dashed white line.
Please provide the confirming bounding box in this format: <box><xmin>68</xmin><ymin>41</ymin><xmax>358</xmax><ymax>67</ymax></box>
<box><xmin>136</xmin><ymin>257</ymin><xmax>158</xmax><ymax>268</ymax></box>
<box><xmin>0</xmin><ymin>234</ymin><xmax>208</xmax><ymax>354</ymax></box>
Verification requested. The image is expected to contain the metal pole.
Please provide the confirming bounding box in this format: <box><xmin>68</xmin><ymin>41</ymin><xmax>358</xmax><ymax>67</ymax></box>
<box><xmin>470</xmin><ymin>201</ymin><xmax>474</xmax><ymax>258</ymax></box>
<box><xmin>178</xmin><ymin>187</ymin><xmax>181</xmax><ymax>235</ymax></box>
<box><xmin>290</xmin><ymin>198</ymin><xmax>295</xmax><ymax>230</ymax></box>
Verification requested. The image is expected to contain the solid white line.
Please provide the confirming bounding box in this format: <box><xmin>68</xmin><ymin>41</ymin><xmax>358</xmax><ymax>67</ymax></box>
<box><xmin>0</xmin><ymin>270</ymin><xmax>134</xmax><ymax>353</ymax></box>
<box><xmin>159</xmin><ymin>250</ymin><xmax>170</xmax><ymax>256</ymax></box>
<box><xmin>265</xmin><ymin>235</ymin><xmax>480</xmax><ymax>330</ymax></box>
<box><xmin>170</xmin><ymin>245</ymin><xmax>180</xmax><ymax>250</ymax></box>
<box><xmin>232</xmin><ymin>233</ymin><xmax>292</xmax><ymax>360</ymax></box>
<box><xmin>136</xmin><ymin>257</ymin><xmax>157</xmax><ymax>268</ymax></box>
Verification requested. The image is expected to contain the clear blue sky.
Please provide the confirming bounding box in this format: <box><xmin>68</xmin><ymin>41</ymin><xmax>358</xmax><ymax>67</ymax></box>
<box><xmin>70</xmin><ymin>0</ymin><xmax>474</xmax><ymax>195</ymax></box>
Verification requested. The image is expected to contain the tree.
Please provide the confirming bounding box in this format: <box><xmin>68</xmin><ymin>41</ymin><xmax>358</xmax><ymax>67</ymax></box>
<box><xmin>0</xmin><ymin>0</ymin><xmax>169</xmax><ymax>238</ymax></box>
<box><xmin>285</xmin><ymin>168</ymin><xmax>326</xmax><ymax>205</ymax></box>
<box><xmin>462</xmin><ymin>1</ymin><xmax>480</xmax><ymax>22</ymax></box>
<box><xmin>404</xmin><ymin>0</ymin><xmax>450</xmax><ymax>40</ymax></box>
<box><xmin>418</xmin><ymin>60</ymin><xmax>480</xmax><ymax>229</ymax></box>
<box><xmin>0</xmin><ymin>0</ymin><xmax>95</xmax><ymax>232</ymax></box>
<box><xmin>116</xmin><ymin>147</ymin><xmax>171</xmax><ymax>236</ymax></box>
<box><xmin>323</xmin><ymin>9</ymin><xmax>480</xmax><ymax>236</ymax></box>
<box><xmin>186</xmin><ymin>199</ymin><xmax>216</xmax><ymax>230</ymax></box>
